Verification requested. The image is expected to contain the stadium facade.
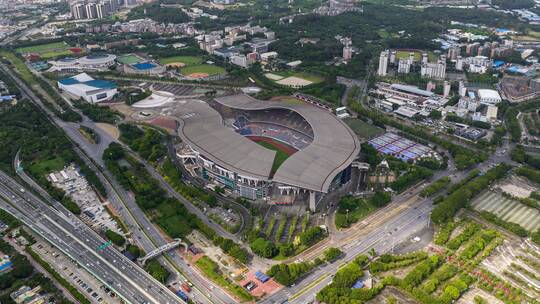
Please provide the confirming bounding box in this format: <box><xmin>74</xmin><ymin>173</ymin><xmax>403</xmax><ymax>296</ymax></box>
<box><xmin>134</xmin><ymin>93</ymin><xmax>360</xmax><ymax>211</ymax></box>
<box><xmin>57</xmin><ymin>73</ymin><xmax>117</xmax><ymax>103</ymax></box>
<box><xmin>48</xmin><ymin>54</ymin><xmax>117</xmax><ymax>72</ymax></box>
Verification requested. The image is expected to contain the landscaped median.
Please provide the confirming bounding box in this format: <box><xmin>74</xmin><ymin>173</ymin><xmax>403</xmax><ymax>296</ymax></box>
<box><xmin>26</xmin><ymin>247</ymin><xmax>91</xmax><ymax>304</ymax></box>
<box><xmin>194</xmin><ymin>256</ymin><xmax>254</xmax><ymax>302</ymax></box>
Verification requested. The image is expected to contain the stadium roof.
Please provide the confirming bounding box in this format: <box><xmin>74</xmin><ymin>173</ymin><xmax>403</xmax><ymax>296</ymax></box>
<box><xmin>214</xmin><ymin>94</ymin><xmax>360</xmax><ymax>192</ymax></box>
<box><xmin>132</xmin><ymin>62</ymin><xmax>157</xmax><ymax>70</ymax></box>
<box><xmin>58</xmin><ymin>73</ymin><xmax>116</xmax><ymax>89</ymax></box>
<box><xmin>134</xmin><ymin>94</ymin><xmax>276</xmax><ymax>180</ymax></box>
<box><xmin>134</xmin><ymin>93</ymin><xmax>360</xmax><ymax>192</ymax></box>
<box><xmin>390</xmin><ymin>84</ymin><xmax>434</xmax><ymax>97</ymax></box>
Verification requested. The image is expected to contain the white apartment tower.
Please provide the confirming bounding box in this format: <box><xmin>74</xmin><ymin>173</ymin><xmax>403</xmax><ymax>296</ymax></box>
<box><xmin>397</xmin><ymin>59</ymin><xmax>411</xmax><ymax>74</ymax></box>
<box><xmin>378</xmin><ymin>50</ymin><xmax>389</xmax><ymax>76</ymax></box>
<box><xmin>343</xmin><ymin>46</ymin><xmax>352</xmax><ymax>61</ymax></box>
<box><xmin>71</xmin><ymin>3</ymin><xmax>86</xmax><ymax>19</ymax></box>
<box><xmin>389</xmin><ymin>50</ymin><xmax>396</xmax><ymax>64</ymax></box>
<box><xmin>85</xmin><ymin>3</ymin><xmax>97</xmax><ymax>19</ymax></box>
<box><xmin>443</xmin><ymin>81</ymin><xmax>451</xmax><ymax>97</ymax></box>
<box><xmin>96</xmin><ymin>3</ymin><xmax>107</xmax><ymax>19</ymax></box>
<box><xmin>420</xmin><ymin>56</ymin><xmax>446</xmax><ymax>80</ymax></box>
<box><xmin>455</xmin><ymin>56</ymin><xmax>464</xmax><ymax>71</ymax></box>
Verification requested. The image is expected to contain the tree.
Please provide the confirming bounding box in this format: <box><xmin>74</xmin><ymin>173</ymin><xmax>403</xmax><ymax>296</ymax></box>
<box><xmin>250</xmin><ymin>238</ymin><xmax>275</xmax><ymax>258</ymax></box>
<box><xmin>299</xmin><ymin>226</ymin><xmax>324</xmax><ymax>246</ymax></box>
<box><xmin>323</xmin><ymin>247</ymin><xmax>343</xmax><ymax>262</ymax></box>
<box><xmin>105</xmin><ymin>229</ymin><xmax>126</xmax><ymax>247</ymax></box>
<box><xmin>429</xmin><ymin>110</ymin><xmax>442</xmax><ymax>119</ymax></box>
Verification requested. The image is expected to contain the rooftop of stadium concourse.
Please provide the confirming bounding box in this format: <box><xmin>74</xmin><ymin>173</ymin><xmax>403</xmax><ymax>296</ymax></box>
<box><xmin>214</xmin><ymin>94</ymin><xmax>361</xmax><ymax>193</ymax></box>
<box><xmin>133</xmin><ymin>94</ymin><xmax>276</xmax><ymax>180</ymax></box>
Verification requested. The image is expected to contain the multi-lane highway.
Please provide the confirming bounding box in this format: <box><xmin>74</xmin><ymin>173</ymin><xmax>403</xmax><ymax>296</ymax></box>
<box><xmin>261</xmin><ymin>140</ymin><xmax>515</xmax><ymax>304</ymax></box>
<box><xmin>0</xmin><ymin>171</ymin><xmax>181</xmax><ymax>304</ymax></box>
<box><xmin>0</xmin><ymin>62</ymin><xmax>237</xmax><ymax>304</ymax></box>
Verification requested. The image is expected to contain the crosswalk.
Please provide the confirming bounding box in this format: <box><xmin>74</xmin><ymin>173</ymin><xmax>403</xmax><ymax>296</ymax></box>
<box><xmin>471</xmin><ymin>191</ymin><xmax>540</xmax><ymax>232</ymax></box>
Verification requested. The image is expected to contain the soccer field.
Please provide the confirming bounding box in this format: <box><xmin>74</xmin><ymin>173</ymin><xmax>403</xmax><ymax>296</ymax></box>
<box><xmin>471</xmin><ymin>191</ymin><xmax>540</xmax><ymax>232</ymax></box>
<box><xmin>16</xmin><ymin>42</ymin><xmax>79</xmax><ymax>59</ymax></box>
<box><xmin>344</xmin><ymin>118</ymin><xmax>384</xmax><ymax>140</ymax></box>
<box><xmin>254</xmin><ymin>140</ymin><xmax>293</xmax><ymax>173</ymax></box>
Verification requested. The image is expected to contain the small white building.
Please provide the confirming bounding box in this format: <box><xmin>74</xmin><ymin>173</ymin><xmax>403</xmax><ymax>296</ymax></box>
<box><xmin>477</xmin><ymin>89</ymin><xmax>502</xmax><ymax>105</ymax></box>
<box><xmin>57</xmin><ymin>73</ymin><xmax>117</xmax><ymax>103</ymax></box>
<box><xmin>260</xmin><ymin>51</ymin><xmax>278</xmax><ymax>62</ymax></box>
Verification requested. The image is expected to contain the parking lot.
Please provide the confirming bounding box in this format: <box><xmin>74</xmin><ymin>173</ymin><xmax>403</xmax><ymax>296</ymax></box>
<box><xmin>31</xmin><ymin>241</ymin><xmax>122</xmax><ymax>304</ymax></box>
<box><xmin>48</xmin><ymin>165</ymin><xmax>122</xmax><ymax>233</ymax></box>
<box><xmin>239</xmin><ymin>270</ymin><xmax>281</xmax><ymax>297</ymax></box>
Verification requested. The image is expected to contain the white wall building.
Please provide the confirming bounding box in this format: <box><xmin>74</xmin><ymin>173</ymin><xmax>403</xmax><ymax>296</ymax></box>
<box><xmin>57</xmin><ymin>73</ymin><xmax>117</xmax><ymax>103</ymax></box>
<box><xmin>477</xmin><ymin>89</ymin><xmax>502</xmax><ymax>105</ymax></box>
<box><xmin>397</xmin><ymin>58</ymin><xmax>410</xmax><ymax>74</ymax></box>
<box><xmin>378</xmin><ymin>50</ymin><xmax>389</xmax><ymax>76</ymax></box>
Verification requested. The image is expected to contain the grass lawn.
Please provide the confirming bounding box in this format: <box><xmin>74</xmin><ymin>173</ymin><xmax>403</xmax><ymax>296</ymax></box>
<box><xmin>159</xmin><ymin>56</ymin><xmax>203</xmax><ymax>66</ymax></box>
<box><xmin>195</xmin><ymin>256</ymin><xmax>254</xmax><ymax>301</ymax></box>
<box><xmin>396</xmin><ymin>50</ymin><xmax>437</xmax><ymax>62</ymax></box>
<box><xmin>0</xmin><ymin>51</ymin><xmax>37</xmax><ymax>84</ymax></box>
<box><xmin>344</xmin><ymin>118</ymin><xmax>384</xmax><ymax>140</ymax></box>
<box><xmin>117</xmin><ymin>54</ymin><xmax>144</xmax><ymax>65</ymax></box>
<box><xmin>180</xmin><ymin>64</ymin><xmax>226</xmax><ymax>76</ymax></box>
<box><xmin>28</xmin><ymin>157</ymin><xmax>65</xmax><ymax>178</ymax></box>
<box><xmin>16</xmin><ymin>42</ymin><xmax>68</xmax><ymax>54</ymax></box>
<box><xmin>256</xmin><ymin>141</ymin><xmax>290</xmax><ymax>173</ymax></box>
<box><xmin>16</xmin><ymin>42</ymin><xmax>80</xmax><ymax>59</ymax></box>
<box><xmin>275</xmin><ymin>70</ymin><xmax>324</xmax><ymax>83</ymax></box>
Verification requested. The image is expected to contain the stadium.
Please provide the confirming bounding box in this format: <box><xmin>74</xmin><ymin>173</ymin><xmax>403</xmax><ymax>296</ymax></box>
<box><xmin>119</xmin><ymin>61</ymin><xmax>166</xmax><ymax>75</ymax></box>
<box><xmin>47</xmin><ymin>53</ymin><xmax>117</xmax><ymax>72</ymax></box>
<box><xmin>134</xmin><ymin>92</ymin><xmax>361</xmax><ymax>210</ymax></box>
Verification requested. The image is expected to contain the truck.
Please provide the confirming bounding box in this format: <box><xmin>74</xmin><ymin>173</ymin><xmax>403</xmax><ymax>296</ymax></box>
<box><xmin>181</xmin><ymin>282</ymin><xmax>191</xmax><ymax>293</ymax></box>
<box><xmin>175</xmin><ymin>290</ymin><xmax>189</xmax><ymax>302</ymax></box>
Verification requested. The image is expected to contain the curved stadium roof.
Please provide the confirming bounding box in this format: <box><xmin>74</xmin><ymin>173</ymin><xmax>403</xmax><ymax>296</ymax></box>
<box><xmin>214</xmin><ymin>94</ymin><xmax>360</xmax><ymax>193</ymax></box>
<box><xmin>134</xmin><ymin>93</ymin><xmax>360</xmax><ymax>193</ymax></box>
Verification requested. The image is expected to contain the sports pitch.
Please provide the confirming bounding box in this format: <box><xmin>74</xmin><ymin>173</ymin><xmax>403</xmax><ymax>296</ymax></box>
<box><xmin>159</xmin><ymin>56</ymin><xmax>203</xmax><ymax>66</ymax></box>
<box><xmin>471</xmin><ymin>191</ymin><xmax>540</xmax><ymax>232</ymax></box>
<box><xmin>344</xmin><ymin>118</ymin><xmax>384</xmax><ymax>140</ymax></box>
<box><xmin>117</xmin><ymin>54</ymin><xmax>144</xmax><ymax>65</ymax></box>
<box><xmin>16</xmin><ymin>42</ymin><xmax>80</xmax><ymax>59</ymax></box>
<box><xmin>180</xmin><ymin>64</ymin><xmax>226</xmax><ymax>76</ymax></box>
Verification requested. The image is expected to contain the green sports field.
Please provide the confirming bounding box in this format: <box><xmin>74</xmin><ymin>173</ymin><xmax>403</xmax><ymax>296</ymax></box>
<box><xmin>344</xmin><ymin>118</ymin><xmax>384</xmax><ymax>140</ymax></box>
<box><xmin>274</xmin><ymin>70</ymin><xmax>324</xmax><ymax>83</ymax></box>
<box><xmin>16</xmin><ymin>42</ymin><xmax>80</xmax><ymax>59</ymax></box>
<box><xmin>180</xmin><ymin>64</ymin><xmax>226</xmax><ymax>76</ymax></box>
<box><xmin>159</xmin><ymin>56</ymin><xmax>203</xmax><ymax>66</ymax></box>
<box><xmin>256</xmin><ymin>141</ymin><xmax>290</xmax><ymax>174</ymax></box>
<box><xmin>117</xmin><ymin>54</ymin><xmax>144</xmax><ymax>65</ymax></box>
<box><xmin>396</xmin><ymin>50</ymin><xmax>438</xmax><ymax>62</ymax></box>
